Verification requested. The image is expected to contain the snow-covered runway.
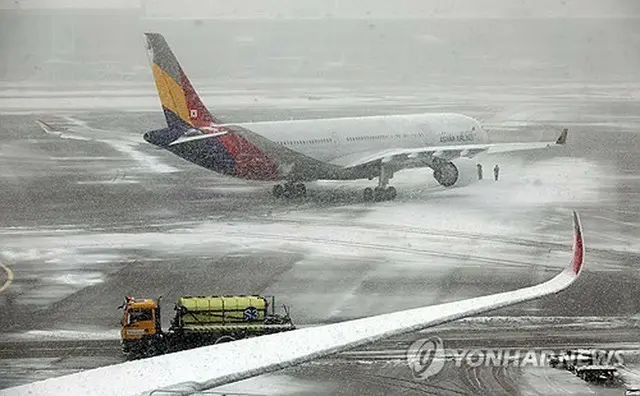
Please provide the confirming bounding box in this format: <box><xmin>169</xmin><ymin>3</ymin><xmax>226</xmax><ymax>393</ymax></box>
<box><xmin>1</xmin><ymin>83</ymin><xmax>639</xmax><ymax>394</ymax></box>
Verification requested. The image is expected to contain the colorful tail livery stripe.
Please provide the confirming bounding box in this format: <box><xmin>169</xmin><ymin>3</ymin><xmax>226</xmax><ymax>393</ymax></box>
<box><xmin>145</xmin><ymin>33</ymin><xmax>219</xmax><ymax>129</ymax></box>
<box><xmin>144</xmin><ymin>32</ymin><xmax>281</xmax><ymax>181</ymax></box>
<box><xmin>166</xmin><ymin>131</ymin><xmax>281</xmax><ymax>181</ymax></box>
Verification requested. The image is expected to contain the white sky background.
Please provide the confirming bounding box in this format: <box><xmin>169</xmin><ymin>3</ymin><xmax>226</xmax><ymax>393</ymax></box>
<box><xmin>2</xmin><ymin>0</ymin><xmax>639</xmax><ymax>18</ymax></box>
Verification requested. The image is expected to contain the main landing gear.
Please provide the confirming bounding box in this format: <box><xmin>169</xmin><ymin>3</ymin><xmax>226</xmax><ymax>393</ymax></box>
<box><xmin>363</xmin><ymin>164</ymin><xmax>396</xmax><ymax>202</ymax></box>
<box><xmin>273</xmin><ymin>182</ymin><xmax>307</xmax><ymax>199</ymax></box>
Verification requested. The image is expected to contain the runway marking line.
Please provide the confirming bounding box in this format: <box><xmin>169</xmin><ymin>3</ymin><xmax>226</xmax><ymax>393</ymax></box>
<box><xmin>0</xmin><ymin>262</ymin><xmax>14</xmax><ymax>293</ymax></box>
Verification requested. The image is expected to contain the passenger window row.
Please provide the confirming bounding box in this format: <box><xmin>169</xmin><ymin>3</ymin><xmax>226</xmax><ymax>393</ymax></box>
<box><xmin>277</xmin><ymin>132</ymin><xmax>425</xmax><ymax>146</ymax></box>
<box><xmin>346</xmin><ymin>132</ymin><xmax>424</xmax><ymax>142</ymax></box>
<box><xmin>278</xmin><ymin>138</ymin><xmax>333</xmax><ymax>146</ymax></box>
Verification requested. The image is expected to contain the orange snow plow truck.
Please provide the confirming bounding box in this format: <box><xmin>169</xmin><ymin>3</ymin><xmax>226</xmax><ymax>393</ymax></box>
<box><xmin>119</xmin><ymin>294</ymin><xmax>295</xmax><ymax>359</ymax></box>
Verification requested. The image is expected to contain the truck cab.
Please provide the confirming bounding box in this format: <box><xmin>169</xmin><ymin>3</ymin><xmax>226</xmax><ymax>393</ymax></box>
<box><xmin>120</xmin><ymin>297</ymin><xmax>159</xmax><ymax>343</ymax></box>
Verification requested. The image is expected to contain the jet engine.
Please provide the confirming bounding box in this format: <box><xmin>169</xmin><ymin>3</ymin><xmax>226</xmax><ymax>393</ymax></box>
<box><xmin>432</xmin><ymin>158</ymin><xmax>478</xmax><ymax>187</ymax></box>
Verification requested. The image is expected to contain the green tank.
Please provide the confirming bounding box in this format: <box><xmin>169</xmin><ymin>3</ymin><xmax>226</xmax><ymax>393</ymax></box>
<box><xmin>174</xmin><ymin>295</ymin><xmax>268</xmax><ymax>328</ymax></box>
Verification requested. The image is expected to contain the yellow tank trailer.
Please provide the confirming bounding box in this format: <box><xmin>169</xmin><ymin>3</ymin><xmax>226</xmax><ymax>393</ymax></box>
<box><xmin>119</xmin><ymin>295</ymin><xmax>295</xmax><ymax>359</ymax></box>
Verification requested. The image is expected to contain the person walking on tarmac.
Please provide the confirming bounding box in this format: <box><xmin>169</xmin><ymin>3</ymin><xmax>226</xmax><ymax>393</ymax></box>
<box><xmin>493</xmin><ymin>164</ymin><xmax>500</xmax><ymax>181</ymax></box>
<box><xmin>476</xmin><ymin>163</ymin><xmax>483</xmax><ymax>180</ymax></box>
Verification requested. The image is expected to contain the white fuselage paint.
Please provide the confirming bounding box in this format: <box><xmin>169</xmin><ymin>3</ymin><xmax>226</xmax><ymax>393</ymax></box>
<box><xmin>230</xmin><ymin>113</ymin><xmax>487</xmax><ymax>163</ymax></box>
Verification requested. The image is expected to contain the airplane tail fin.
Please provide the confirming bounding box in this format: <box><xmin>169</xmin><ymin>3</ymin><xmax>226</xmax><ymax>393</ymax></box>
<box><xmin>144</xmin><ymin>32</ymin><xmax>220</xmax><ymax>130</ymax></box>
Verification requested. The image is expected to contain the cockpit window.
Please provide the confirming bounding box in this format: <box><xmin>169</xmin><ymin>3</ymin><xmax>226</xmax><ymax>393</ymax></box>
<box><xmin>126</xmin><ymin>309</ymin><xmax>153</xmax><ymax>325</ymax></box>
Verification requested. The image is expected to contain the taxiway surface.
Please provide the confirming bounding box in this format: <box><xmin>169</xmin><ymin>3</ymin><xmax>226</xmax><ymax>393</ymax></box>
<box><xmin>0</xmin><ymin>80</ymin><xmax>639</xmax><ymax>395</ymax></box>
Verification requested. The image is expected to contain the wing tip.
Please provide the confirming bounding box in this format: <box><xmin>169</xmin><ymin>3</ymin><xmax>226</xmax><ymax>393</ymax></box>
<box><xmin>35</xmin><ymin>119</ymin><xmax>59</xmax><ymax>135</ymax></box>
<box><xmin>556</xmin><ymin>128</ymin><xmax>569</xmax><ymax>145</ymax></box>
<box><xmin>570</xmin><ymin>210</ymin><xmax>584</xmax><ymax>276</ymax></box>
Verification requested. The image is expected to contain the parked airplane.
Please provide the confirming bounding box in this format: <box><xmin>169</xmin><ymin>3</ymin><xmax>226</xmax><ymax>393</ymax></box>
<box><xmin>2</xmin><ymin>211</ymin><xmax>585</xmax><ymax>396</ymax></box>
<box><xmin>143</xmin><ymin>32</ymin><xmax>568</xmax><ymax>201</ymax></box>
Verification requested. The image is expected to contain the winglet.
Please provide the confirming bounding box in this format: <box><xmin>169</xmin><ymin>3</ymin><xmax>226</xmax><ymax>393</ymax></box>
<box><xmin>570</xmin><ymin>210</ymin><xmax>585</xmax><ymax>276</ymax></box>
<box><xmin>555</xmin><ymin>128</ymin><xmax>568</xmax><ymax>145</ymax></box>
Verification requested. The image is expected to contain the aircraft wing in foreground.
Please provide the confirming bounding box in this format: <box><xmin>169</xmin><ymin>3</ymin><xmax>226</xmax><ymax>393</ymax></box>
<box><xmin>2</xmin><ymin>211</ymin><xmax>585</xmax><ymax>396</ymax></box>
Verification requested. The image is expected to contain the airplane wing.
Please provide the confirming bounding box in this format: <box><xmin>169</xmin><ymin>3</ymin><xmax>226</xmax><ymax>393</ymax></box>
<box><xmin>1</xmin><ymin>210</ymin><xmax>585</xmax><ymax>396</ymax></box>
<box><xmin>35</xmin><ymin>119</ymin><xmax>91</xmax><ymax>141</ymax></box>
<box><xmin>330</xmin><ymin>128</ymin><xmax>568</xmax><ymax>169</ymax></box>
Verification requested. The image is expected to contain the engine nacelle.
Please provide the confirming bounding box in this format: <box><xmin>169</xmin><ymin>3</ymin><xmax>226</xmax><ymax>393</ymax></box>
<box><xmin>432</xmin><ymin>158</ymin><xmax>478</xmax><ymax>188</ymax></box>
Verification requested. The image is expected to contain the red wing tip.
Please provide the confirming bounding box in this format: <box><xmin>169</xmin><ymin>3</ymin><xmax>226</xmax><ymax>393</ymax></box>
<box><xmin>570</xmin><ymin>210</ymin><xmax>584</xmax><ymax>275</ymax></box>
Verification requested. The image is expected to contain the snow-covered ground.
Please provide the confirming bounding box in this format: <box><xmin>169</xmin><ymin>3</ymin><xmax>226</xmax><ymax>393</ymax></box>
<box><xmin>0</xmin><ymin>147</ymin><xmax>633</xmax><ymax>310</ymax></box>
<box><xmin>2</xmin><ymin>329</ymin><xmax>119</xmax><ymax>341</ymax></box>
<box><xmin>1</xmin><ymin>81</ymin><xmax>638</xmax><ymax>114</ymax></box>
<box><xmin>521</xmin><ymin>366</ymin><xmax>610</xmax><ymax>396</ymax></box>
<box><xmin>1</xmin><ymin>78</ymin><xmax>638</xmax><ymax>394</ymax></box>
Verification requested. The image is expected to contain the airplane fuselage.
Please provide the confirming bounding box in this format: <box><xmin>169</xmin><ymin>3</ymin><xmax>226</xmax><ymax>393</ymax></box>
<box><xmin>232</xmin><ymin>112</ymin><xmax>487</xmax><ymax>164</ymax></box>
<box><xmin>146</xmin><ymin>112</ymin><xmax>488</xmax><ymax>183</ymax></box>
